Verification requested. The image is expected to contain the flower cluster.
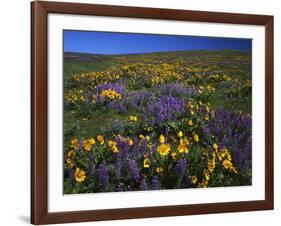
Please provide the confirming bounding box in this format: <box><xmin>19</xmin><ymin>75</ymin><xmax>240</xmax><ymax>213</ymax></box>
<box><xmin>100</xmin><ymin>89</ymin><xmax>122</xmax><ymax>100</ymax></box>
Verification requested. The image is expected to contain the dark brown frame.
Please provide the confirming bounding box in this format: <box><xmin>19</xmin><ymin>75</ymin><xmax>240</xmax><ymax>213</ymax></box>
<box><xmin>31</xmin><ymin>1</ymin><xmax>274</xmax><ymax>224</ymax></box>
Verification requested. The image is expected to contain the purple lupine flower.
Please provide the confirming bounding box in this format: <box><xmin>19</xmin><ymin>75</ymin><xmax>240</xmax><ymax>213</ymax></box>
<box><xmin>140</xmin><ymin>139</ymin><xmax>147</xmax><ymax>156</ymax></box>
<box><xmin>97</xmin><ymin>160</ymin><xmax>109</xmax><ymax>190</ymax></box>
<box><xmin>140</xmin><ymin>178</ymin><xmax>148</xmax><ymax>191</ymax></box>
<box><xmin>79</xmin><ymin>138</ymin><xmax>83</xmax><ymax>150</ymax></box>
<box><xmin>156</xmin><ymin>82</ymin><xmax>198</xmax><ymax>97</ymax></box>
<box><xmin>150</xmin><ymin>144</ymin><xmax>157</xmax><ymax>154</ymax></box>
<box><xmin>152</xmin><ymin>176</ymin><xmax>159</xmax><ymax>190</ymax></box>
<box><xmin>127</xmin><ymin>159</ymin><xmax>140</xmax><ymax>182</ymax></box>
<box><xmin>67</xmin><ymin>168</ymin><xmax>75</xmax><ymax>184</ymax></box>
<box><xmin>115</xmin><ymin>152</ymin><xmax>122</xmax><ymax>178</ymax></box>
<box><xmin>175</xmin><ymin>158</ymin><xmax>187</xmax><ymax>177</ymax></box>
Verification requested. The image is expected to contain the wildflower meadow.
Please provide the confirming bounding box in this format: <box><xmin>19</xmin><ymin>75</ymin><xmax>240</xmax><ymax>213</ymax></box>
<box><xmin>63</xmin><ymin>32</ymin><xmax>252</xmax><ymax>194</ymax></box>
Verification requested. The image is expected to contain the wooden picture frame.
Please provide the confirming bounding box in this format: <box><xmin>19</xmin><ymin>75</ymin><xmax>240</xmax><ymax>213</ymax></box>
<box><xmin>31</xmin><ymin>1</ymin><xmax>274</xmax><ymax>224</ymax></box>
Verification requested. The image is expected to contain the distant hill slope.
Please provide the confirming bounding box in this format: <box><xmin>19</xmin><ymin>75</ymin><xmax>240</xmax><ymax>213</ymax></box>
<box><xmin>64</xmin><ymin>50</ymin><xmax>251</xmax><ymax>80</ymax></box>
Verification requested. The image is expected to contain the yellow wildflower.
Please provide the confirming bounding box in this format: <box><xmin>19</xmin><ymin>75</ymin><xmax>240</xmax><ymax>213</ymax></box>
<box><xmin>108</xmin><ymin>140</ymin><xmax>118</xmax><ymax>153</ymax></box>
<box><xmin>171</xmin><ymin>152</ymin><xmax>177</xmax><ymax>160</ymax></box>
<box><xmin>145</xmin><ymin>135</ymin><xmax>151</xmax><ymax>142</ymax></box>
<box><xmin>156</xmin><ymin>167</ymin><xmax>164</xmax><ymax>173</ymax></box>
<box><xmin>66</xmin><ymin>149</ymin><xmax>75</xmax><ymax>158</ymax></box>
<box><xmin>108</xmin><ymin>140</ymin><xmax>116</xmax><ymax>147</ymax></box>
<box><xmin>97</xmin><ymin>135</ymin><xmax>105</xmax><ymax>145</ymax></box>
<box><xmin>65</xmin><ymin>157</ymin><xmax>74</xmax><ymax>168</ymax></box>
<box><xmin>207</xmin><ymin>152</ymin><xmax>216</xmax><ymax>173</ymax></box>
<box><xmin>111</xmin><ymin>145</ymin><xmax>118</xmax><ymax>153</ymax></box>
<box><xmin>193</xmin><ymin>134</ymin><xmax>199</xmax><ymax>142</ymax></box>
<box><xmin>180</xmin><ymin>137</ymin><xmax>190</xmax><ymax>145</ymax></box>
<box><xmin>177</xmin><ymin>143</ymin><xmax>189</xmax><ymax>153</ymax></box>
<box><xmin>222</xmin><ymin>159</ymin><xmax>232</xmax><ymax>169</ymax></box>
<box><xmin>191</xmin><ymin>176</ymin><xmax>198</xmax><ymax>184</ymax></box>
<box><xmin>205</xmin><ymin>114</ymin><xmax>209</xmax><ymax>121</ymax></box>
<box><xmin>159</xmin><ymin>134</ymin><xmax>165</xmax><ymax>144</ymax></box>
<box><xmin>204</xmin><ymin>169</ymin><xmax>210</xmax><ymax>181</ymax></box>
<box><xmin>187</xmin><ymin>101</ymin><xmax>194</xmax><ymax>109</ymax></box>
<box><xmin>88</xmin><ymin>138</ymin><xmax>95</xmax><ymax>145</ymax></box>
<box><xmin>74</xmin><ymin>167</ymin><xmax>86</xmax><ymax>183</ymax></box>
<box><xmin>83</xmin><ymin>139</ymin><xmax>94</xmax><ymax>152</ymax></box>
<box><xmin>143</xmin><ymin>158</ymin><xmax>151</xmax><ymax>168</ymax></box>
<box><xmin>139</xmin><ymin>134</ymin><xmax>145</xmax><ymax>140</ymax></box>
<box><xmin>187</xmin><ymin>120</ymin><xmax>193</xmax><ymax>126</ymax></box>
<box><xmin>71</xmin><ymin>138</ymin><xmax>79</xmax><ymax>149</ymax></box>
<box><xmin>128</xmin><ymin>138</ymin><xmax>133</xmax><ymax>146</ymax></box>
<box><xmin>213</xmin><ymin>143</ymin><xmax>219</xmax><ymax>150</ymax></box>
<box><xmin>129</xmin><ymin>115</ymin><xmax>137</xmax><ymax>122</ymax></box>
<box><xmin>177</xmin><ymin>131</ymin><xmax>183</xmax><ymax>138</ymax></box>
<box><xmin>157</xmin><ymin>143</ymin><xmax>170</xmax><ymax>156</ymax></box>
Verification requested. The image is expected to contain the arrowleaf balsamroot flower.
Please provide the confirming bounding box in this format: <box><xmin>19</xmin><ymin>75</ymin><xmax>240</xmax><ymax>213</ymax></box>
<box><xmin>187</xmin><ymin>119</ymin><xmax>193</xmax><ymax>126</ymax></box>
<box><xmin>177</xmin><ymin>143</ymin><xmax>188</xmax><ymax>153</ymax></box>
<box><xmin>177</xmin><ymin>131</ymin><xmax>183</xmax><ymax>138</ymax></box>
<box><xmin>83</xmin><ymin>138</ymin><xmax>95</xmax><ymax>152</ymax></box>
<box><xmin>71</xmin><ymin>138</ymin><xmax>79</xmax><ymax>149</ymax></box>
<box><xmin>156</xmin><ymin>167</ymin><xmax>164</xmax><ymax>173</ymax></box>
<box><xmin>157</xmin><ymin>143</ymin><xmax>170</xmax><ymax>156</ymax></box>
<box><xmin>108</xmin><ymin>140</ymin><xmax>118</xmax><ymax>153</ymax></box>
<box><xmin>129</xmin><ymin>115</ymin><xmax>138</xmax><ymax>122</ymax></box>
<box><xmin>74</xmin><ymin>167</ymin><xmax>86</xmax><ymax>183</ymax></box>
<box><xmin>159</xmin><ymin>134</ymin><xmax>165</xmax><ymax>144</ymax></box>
<box><xmin>143</xmin><ymin>158</ymin><xmax>151</xmax><ymax>168</ymax></box>
<box><xmin>193</xmin><ymin>134</ymin><xmax>199</xmax><ymax>142</ymax></box>
<box><xmin>97</xmin><ymin>135</ymin><xmax>105</xmax><ymax>145</ymax></box>
<box><xmin>191</xmin><ymin>176</ymin><xmax>198</xmax><ymax>184</ymax></box>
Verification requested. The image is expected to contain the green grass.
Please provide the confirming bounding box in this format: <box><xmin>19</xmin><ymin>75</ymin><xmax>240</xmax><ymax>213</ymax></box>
<box><xmin>64</xmin><ymin>61</ymin><xmax>115</xmax><ymax>80</ymax></box>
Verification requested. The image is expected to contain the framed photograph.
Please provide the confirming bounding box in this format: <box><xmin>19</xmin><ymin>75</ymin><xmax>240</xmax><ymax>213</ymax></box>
<box><xmin>31</xmin><ymin>1</ymin><xmax>274</xmax><ymax>224</ymax></box>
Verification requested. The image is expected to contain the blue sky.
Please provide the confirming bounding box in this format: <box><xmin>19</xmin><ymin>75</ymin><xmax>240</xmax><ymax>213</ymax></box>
<box><xmin>64</xmin><ymin>30</ymin><xmax>252</xmax><ymax>55</ymax></box>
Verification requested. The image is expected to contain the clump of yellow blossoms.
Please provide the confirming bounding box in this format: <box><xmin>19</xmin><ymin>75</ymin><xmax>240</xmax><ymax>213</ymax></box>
<box><xmin>198</xmin><ymin>144</ymin><xmax>238</xmax><ymax>188</ymax></box>
<box><xmin>177</xmin><ymin>137</ymin><xmax>190</xmax><ymax>153</ymax></box>
<box><xmin>65</xmin><ymin>149</ymin><xmax>75</xmax><ymax>168</ymax></box>
<box><xmin>101</xmin><ymin>89</ymin><xmax>121</xmax><ymax>100</ymax></box>
<box><xmin>83</xmin><ymin>138</ymin><xmax>95</xmax><ymax>152</ymax></box>
<box><xmin>108</xmin><ymin>140</ymin><xmax>118</xmax><ymax>153</ymax></box>
<box><xmin>75</xmin><ymin>167</ymin><xmax>86</xmax><ymax>183</ymax></box>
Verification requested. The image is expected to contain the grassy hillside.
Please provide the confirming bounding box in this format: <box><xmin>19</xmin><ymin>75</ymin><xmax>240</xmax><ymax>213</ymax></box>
<box><xmin>63</xmin><ymin>50</ymin><xmax>252</xmax><ymax>193</ymax></box>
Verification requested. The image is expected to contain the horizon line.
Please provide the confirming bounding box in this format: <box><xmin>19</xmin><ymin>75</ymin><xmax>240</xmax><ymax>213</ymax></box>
<box><xmin>64</xmin><ymin>49</ymin><xmax>251</xmax><ymax>56</ymax></box>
